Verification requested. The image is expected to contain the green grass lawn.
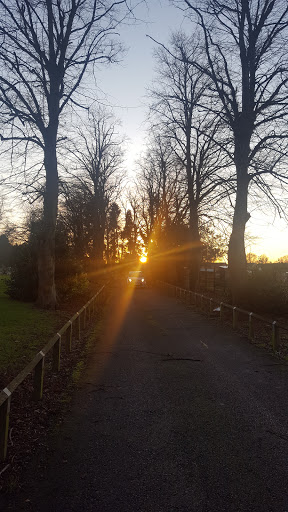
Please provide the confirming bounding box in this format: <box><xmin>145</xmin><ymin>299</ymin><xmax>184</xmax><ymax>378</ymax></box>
<box><xmin>0</xmin><ymin>275</ymin><xmax>66</xmax><ymax>382</ymax></box>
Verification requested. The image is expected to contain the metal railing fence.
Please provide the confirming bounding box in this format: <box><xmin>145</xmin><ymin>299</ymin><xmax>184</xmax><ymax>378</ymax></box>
<box><xmin>0</xmin><ymin>285</ymin><xmax>106</xmax><ymax>461</ymax></box>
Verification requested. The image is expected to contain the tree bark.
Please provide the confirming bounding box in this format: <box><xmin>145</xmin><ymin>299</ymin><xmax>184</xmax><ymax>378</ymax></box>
<box><xmin>37</xmin><ymin>131</ymin><xmax>58</xmax><ymax>308</ymax></box>
<box><xmin>187</xmin><ymin>157</ymin><xmax>201</xmax><ymax>291</ymax></box>
<box><xmin>228</xmin><ymin>174</ymin><xmax>249</xmax><ymax>303</ymax></box>
<box><xmin>188</xmin><ymin>201</ymin><xmax>201</xmax><ymax>290</ymax></box>
<box><xmin>93</xmin><ymin>225</ymin><xmax>105</xmax><ymax>263</ymax></box>
<box><xmin>228</xmin><ymin>128</ymin><xmax>251</xmax><ymax>303</ymax></box>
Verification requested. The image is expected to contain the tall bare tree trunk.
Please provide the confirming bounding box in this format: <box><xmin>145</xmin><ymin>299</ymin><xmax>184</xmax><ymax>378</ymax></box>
<box><xmin>188</xmin><ymin>199</ymin><xmax>201</xmax><ymax>290</ymax></box>
<box><xmin>93</xmin><ymin>226</ymin><xmax>105</xmax><ymax>264</ymax></box>
<box><xmin>228</xmin><ymin>174</ymin><xmax>249</xmax><ymax>303</ymax></box>
<box><xmin>37</xmin><ymin>130</ymin><xmax>58</xmax><ymax>308</ymax></box>
<box><xmin>187</xmin><ymin>155</ymin><xmax>201</xmax><ymax>290</ymax></box>
<box><xmin>228</xmin><ymin>130</ymin><xmax>251</xmax><ymax>303</ymax></box>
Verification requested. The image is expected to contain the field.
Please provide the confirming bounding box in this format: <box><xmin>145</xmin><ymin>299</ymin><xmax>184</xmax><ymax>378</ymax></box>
<box><xmin>0</xmin><ymin>275</ymin><xmax>66</xmax><ymax>385</ymax></box>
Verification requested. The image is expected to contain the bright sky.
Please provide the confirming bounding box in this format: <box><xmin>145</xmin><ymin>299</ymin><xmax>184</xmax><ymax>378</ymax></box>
<box><xmin>1</xmin><ymin>1</ymin><xmax>287</xmax><ymax>261</ymax></box>
<box><xmin>97</xmin><ymin>0</ymin><xmax>188</xmax><ymax>169</ymax></box>
<box><xmin>95</xmin><ymin>0</ymin><xmax>288</xmax><ymax>262</ymax></box>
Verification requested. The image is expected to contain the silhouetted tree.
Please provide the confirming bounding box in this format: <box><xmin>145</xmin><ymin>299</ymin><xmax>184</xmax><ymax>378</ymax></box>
<box><xmin>122</xmin><ymin>210</ymin><xmax>137</xmax><ymax>256</ymax></box>
<box><xmin>0</xmin><ymin>234</ymin><xmax>12</xmax><ymax>269</ymax></box>
<box><xmin>201</xmin><ymin>225</ymin><xmax>226</xmax><ymax>263</ymax></box>
<box><xmin>60</xmin><ymin>182</ymin><xmax>93</xmax><ymax>260</ymax></box>
<box><xmin>106</xmin><ymin>202</ymin><xmax>121</xmax><ymax>263</ymax></box>
<box><xmin>0</xmin><ymin>0</ymin><xmax>134</xmax><ymax>307</ymax></box>
<box><xmin>149</xmin><ymin>31</ymin><xmax>228</xmax><ymax>288</ymax></box>
<box><xmin>178</xmin><ymin>0</ymin><xmax>288</xmax><ymax>300</ymax></box>
<box><xmin>135</xmin><ymin>134</ymin><xmax>187</xmax><ymax>250</ymax></box>
<box><xmin>72</xmin><ymin>107</ymin><xmax>125</xmax><ymax>265</ymax></box>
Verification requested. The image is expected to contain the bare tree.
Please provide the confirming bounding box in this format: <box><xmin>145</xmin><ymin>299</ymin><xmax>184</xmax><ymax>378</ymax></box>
<box><xmin>177</xmin><ymin>0</ymin><xmax>288</xmax><ymax>300</ymax></box>
<box><xmin>135</xmin><ymin>133</ymin><xmax>188</xmax><ymax>252</ymax></box>
<box><xmin>122</xmin><ymin>209</ymin><xmax>138</xmax><ymax>257</ymax></box>
<box><xmin>60</xmin><ymin>181</ymin><xmax>93</xmax><ymax>261</ymax></box>
<box><xmin>149</xmin><ymin>31</ymin><xmax>229</xmax><ymax>287</ymax></box>
<box><xmin>106</xmin><ymin>202</ymin><xmax>121</xmax><ymax>263</ymax></box>
<box><xmin>71</xmin><ymin>107</ymin><xmax>125</xmax><ymax>265</ymax></box>
<box><xmin>0</xmin><ymin>0</ymin><xmax>134</xmax><ymax>307</ymax></box>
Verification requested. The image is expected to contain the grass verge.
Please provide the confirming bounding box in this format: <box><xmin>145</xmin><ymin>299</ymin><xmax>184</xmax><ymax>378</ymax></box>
<box><xmin>0</xmin><ymin>298</ymin><xmax>107</xmax><ymax>500</ymax></box>
<box><xmin>0</xmin><ymin>276</ymin><xmax>68</xmax><ymax>385</ymax></box>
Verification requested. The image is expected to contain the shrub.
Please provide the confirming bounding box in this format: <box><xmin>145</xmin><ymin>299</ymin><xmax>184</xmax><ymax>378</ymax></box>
<box><xmin>6</xmin><ymin>243</ymin><xmax>38</xmax><ymax>301</ymax></box>
<box><xmin>56</xmin><ymin>272</ymin><xmax>90</xmax><ymax>302</ymax></box>
<box><xmin>245</xmin><ymin>265</ymin><xmax>288</xmax><ymax>314</ymax></box>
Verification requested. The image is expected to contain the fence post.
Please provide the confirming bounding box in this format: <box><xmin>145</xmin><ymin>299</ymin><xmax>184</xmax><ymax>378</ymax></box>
<box><xmin>76</xmin><ymin>313</ymin><xmax>81</xmax><ymax>340</ymax></box>
<box><xmin>33</xmin><ymin>353</ymin><xmax>45</xmax><ymax>401</ymax></box>
<box><xmin>248</xmin><ymin>313</ymin><xmax>254</xmax><ymax>341</ymax></box>
<box><xmin>81</xmin><ymin>308</ymin><xmax>86</xmax><ymax>330</ymax></box>
<box><xmin>0</xmin><ymin>391</ymin><xmax>11</xmax><ymax>461</ymax></box>
<box><xmin>233</xmin><ymin>307</ymin><xmax>239</xmax><ymax>330</ymax></box>
<box><xmin>272</xmin><ymin>321</ymin><xmax>280</xmax><ymax>352</ymax></box>
<box><xmin>220</xmin><ymin>302</ymin><xmax>224</xmax><ymax>323</ymax></box>
<box><xmin>53</xmin><ymin>334</ymin><xmax>61</xmax><ymax>372</ymax></box>
<box><xmin>65</xmin><ymin>321</ymin><xmax>72</xmax><ymax>352</ymax></box>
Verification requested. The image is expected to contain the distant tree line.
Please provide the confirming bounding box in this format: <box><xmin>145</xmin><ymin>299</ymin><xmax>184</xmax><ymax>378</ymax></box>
<box><xmin>0</xmin><ymin>0</ymin><xmax>135</xmax><ymax>307</ymax></box>
<box><xmin>143</xmin><ymin>0</ymin><xmax>288</xmax><ymax>302</ymax></box>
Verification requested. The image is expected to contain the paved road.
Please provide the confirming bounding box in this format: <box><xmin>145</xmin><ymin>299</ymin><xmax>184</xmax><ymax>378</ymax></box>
<box><xmin>7</xmin><ymin>285</ymin><xmax>288</xmax><ymax>511</ymax></box>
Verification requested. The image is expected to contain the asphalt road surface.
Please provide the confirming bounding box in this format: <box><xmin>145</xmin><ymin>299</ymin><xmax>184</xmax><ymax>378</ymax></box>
<box><xmin>6</xmin><ymin>285</ymin><xmax>288</xmax><ymax>511</ymax></box>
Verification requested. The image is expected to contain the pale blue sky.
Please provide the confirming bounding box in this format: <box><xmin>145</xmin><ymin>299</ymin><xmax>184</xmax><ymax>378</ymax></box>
<box><xmin>97</xmin><ymin>0</ymin><xmax>191</xmax><ymax>170</ymax></box>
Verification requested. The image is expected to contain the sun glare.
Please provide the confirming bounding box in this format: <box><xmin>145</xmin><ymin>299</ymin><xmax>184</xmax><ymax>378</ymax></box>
<box><xmin>139</xmin><ymin>255</ymin><xmax>147</xmax><ymax>263</ymax></box>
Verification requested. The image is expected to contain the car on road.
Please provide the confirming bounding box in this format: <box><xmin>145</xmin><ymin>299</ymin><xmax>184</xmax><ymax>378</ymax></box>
<box><xmin>127</xmin><ymin>271</ymin><xmax>146</xmax><ymax>287</ymax></box>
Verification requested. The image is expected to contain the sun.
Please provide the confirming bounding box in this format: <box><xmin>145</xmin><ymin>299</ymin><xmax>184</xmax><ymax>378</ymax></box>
<box><xmin>139</xmin><ymin>255</ymin><xmax>147</xmax><ymax>263</ymax></box>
